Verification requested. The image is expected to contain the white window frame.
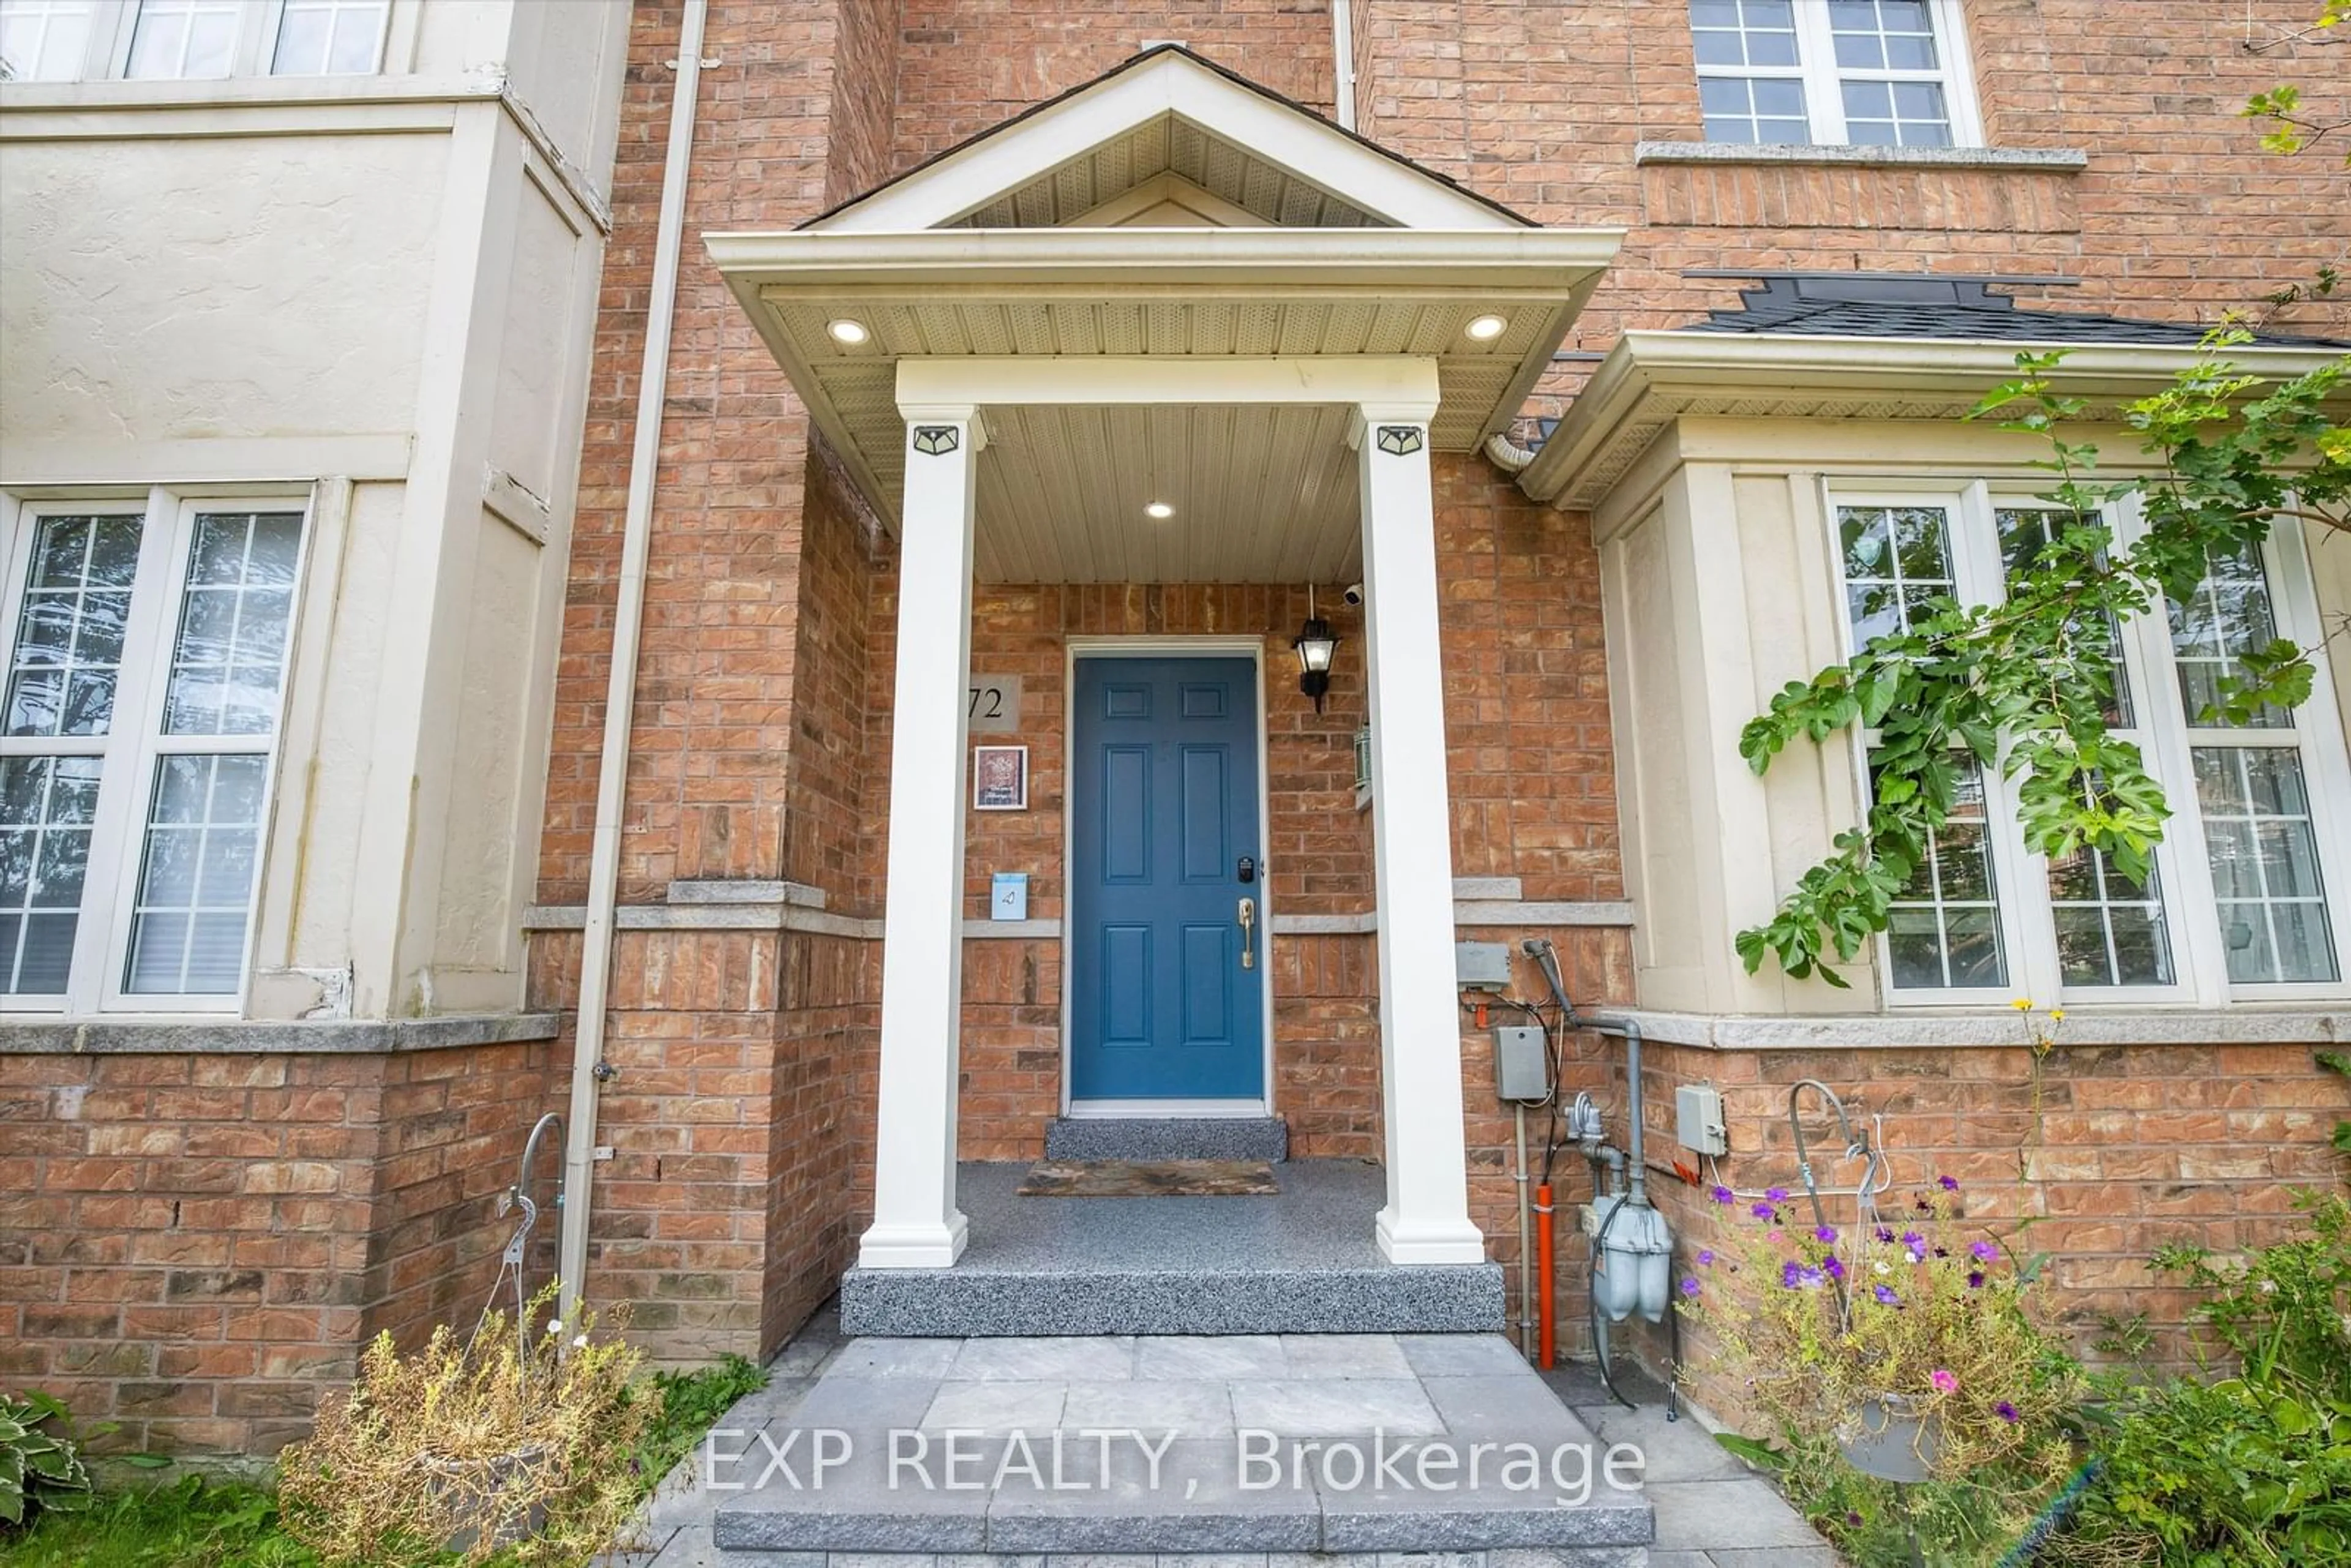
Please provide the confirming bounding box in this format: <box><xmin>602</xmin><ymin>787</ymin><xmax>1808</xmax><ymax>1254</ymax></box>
<box><xmin>1691</xmin><ymin>0</ymin><xmax>1986</xmax><ymax>150</ymax></box>
<box><xmin>0</xmin><ymin>0</ymin><xmax>387</xmax><ymax>81</ymax></box>
<box><xmin>0</xmin><ymin>486</ymin><xmax>310</xmax><ymax>1016</ymax></box>
<box><xmin>1823</xmin><ymin>477</ymin><xmax>2351</xmax><ymax>1010</ymax></box>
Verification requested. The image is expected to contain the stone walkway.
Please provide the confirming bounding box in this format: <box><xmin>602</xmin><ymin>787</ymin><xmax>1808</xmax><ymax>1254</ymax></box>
<box><xmin>606</xmin><ymin>1309</ymin><xmax>1837</xmax><ymax>1567</ymax></box>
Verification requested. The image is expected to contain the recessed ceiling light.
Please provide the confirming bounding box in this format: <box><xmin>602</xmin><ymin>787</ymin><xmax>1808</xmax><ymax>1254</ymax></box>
<box><xmin>827</xmin><ymin>318</ymin><xmax>869</xmax><ymax>345</ymax></box>
<box><xmin>1145</xmin><ymin>501</ymin><xmax>1174</xmax><ymax>520</ymax></box>
<box><xmin>1465</xmin><ymin>313</ymin><xmax>1508</xmax><ymax>342</ymax></box>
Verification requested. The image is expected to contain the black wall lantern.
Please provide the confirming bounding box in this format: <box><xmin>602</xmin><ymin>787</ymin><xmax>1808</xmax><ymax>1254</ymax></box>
<box><xmin>1294</xmin><ymin>585</ymin><xmax>1339</xmax><ymax>713</ymax></box>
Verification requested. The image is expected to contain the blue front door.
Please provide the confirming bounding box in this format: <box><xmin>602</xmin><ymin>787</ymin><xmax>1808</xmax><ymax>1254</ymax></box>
<box><xmin>1070</xmin><ymin>655</ymin><xmax>1265</xmax><ymax>1102</ymax></box>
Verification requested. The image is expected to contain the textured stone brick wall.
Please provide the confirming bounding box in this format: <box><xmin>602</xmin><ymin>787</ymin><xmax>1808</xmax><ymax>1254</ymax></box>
<box><xmin>0</xmin><ymin>1040</ymin><xmax>555</xmax><ymax>1458</ymax></box>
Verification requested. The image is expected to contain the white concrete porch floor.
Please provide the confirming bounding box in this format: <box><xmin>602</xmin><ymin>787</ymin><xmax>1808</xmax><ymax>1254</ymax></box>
<box><xmin>606</xmin><ymin>1308</ymin><xmax>1838</xmax><ymax>1567</ymax></box>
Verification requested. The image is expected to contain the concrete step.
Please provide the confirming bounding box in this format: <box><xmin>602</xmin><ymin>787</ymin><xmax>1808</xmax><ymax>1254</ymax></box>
<box><xmin>837</xmin><ymin>1160</ymin><xmax>1503</xmax><ymax>1338</ymax></box>
<box><xmin>1044</xmin><ymin>1116</ymin><xmax>1288</xmax><ymax>1161</ymax></box>
<box><xmin>700</xmin><ymin>1332</ymin><xmax>1654</xmax><ymax>1562</ymax></box>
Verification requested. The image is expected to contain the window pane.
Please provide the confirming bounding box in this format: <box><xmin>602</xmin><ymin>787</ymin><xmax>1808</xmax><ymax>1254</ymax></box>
<box><xmin>2169</xmin><ymin>542</ymin><xmax>2290</xmax><ymax>727</ymax></box>
<box><xmin>1842</xmin><ymin>77</ymin><xmax>1949</xmax><ymax>146</ymax></box>
<box><xmin>0</xmin><ymin>755</ymin><xmax>99</xmax><ymax>994</ymax></box>
<box><xmin>1830</xmin><ymin>0</ymin><xmax>1940</xmax><ymax>70</ymax></box>
<box><xmin>2047</xmin><ymin>840</ymin><xmax>2175</xmax><ymax>988</ymax></box>
<box><xmin>6</xmin><ymin>513</ymin><xmax>144</xmax><ymax>738</ymax></box>
<box><xmin>1690</xmin><ymin>0</ymin><xmax>1802</xmax><ymax>75</ymax></box>
<box><xmin>0</xmin><ymin>0</ymin><xmax>93</xmax><ymax>81</ymax></box>
<box><xmin>163</xmin><ymin>511</ymin><xmax>304</xmax><ymax>738</ymax></box>
<box><xmin>1996</xmin><ymin>506</ymin><xmax>2132</xmax><ymax>725</ymax></box>
<box><xmin>126</xmin><ymin>0</ymin><xmax>239</xmax><ymax>80</ymax></box>
<box><xmin>1699</xmin><ymin>72</ymin><xmax>1812</xmax><ymax>145</ymax></box>
<box><xmin>1881</xmin><ymin>760</ymin><xmax>2009</xmax><ymax>989</ymax></box>
<box><xmin>1840</xmin><ymin>503</ymin><xmax>1954</xmax><ymax>650</ymax></box>
<box><xmin>2192</xmin><ymin>746</ymin><xmax>2338</xmax><ymax>983</ymax></box>
<box><xmin>124</xmin><ymin>754</ymin><xmax>268</xmax><ymax>996</ymax></box>
<box><xmin>271</xmin><ymin>0</ymin><xmax>386</xmax><ymax>75</ymax></box>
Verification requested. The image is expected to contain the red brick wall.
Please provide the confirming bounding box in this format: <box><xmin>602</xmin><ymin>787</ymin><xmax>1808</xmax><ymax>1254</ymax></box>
<box><xmin>522</xmin><ymin>0</ymin><xmax>2351</xmax><ymax>1389</ymax></box>
<box><xmin>1588</xmin><ymin>1035</ymin><xmax>2351</xmax><ymax>1398</ymax></box>
<box><xmin>0</xmin><ymin>1041</ymin><xmax>556</xmax><ymax>1458</ymax></box>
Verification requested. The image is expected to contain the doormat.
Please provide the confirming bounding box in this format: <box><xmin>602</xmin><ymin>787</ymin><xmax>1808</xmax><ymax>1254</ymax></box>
<box><xmin>1016</xmin><ymin>1158</ymin><xmax>1278</xmax><ymax>1197</ymax></box>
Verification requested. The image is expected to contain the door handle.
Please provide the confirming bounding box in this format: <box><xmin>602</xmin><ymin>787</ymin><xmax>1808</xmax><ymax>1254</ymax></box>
<box><xmin>1237</xmin><ymin>896</ymin><xmax>1256</xmax><ymax>970</ymax></box>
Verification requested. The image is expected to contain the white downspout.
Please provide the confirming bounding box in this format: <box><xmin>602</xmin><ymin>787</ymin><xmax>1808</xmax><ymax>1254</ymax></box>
<box><xmin>1332</xmin><ymin>0</ymin><xmax>1357</xmax><ymax>130</ymax></box>
<box><xmin>556</xmin><ymin>0</ymin><xmax>708</xmax><ymax>1330</ymax></box>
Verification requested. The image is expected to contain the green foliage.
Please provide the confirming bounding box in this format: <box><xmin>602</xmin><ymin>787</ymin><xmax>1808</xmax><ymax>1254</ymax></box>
<box><xmin>1</xmin><ymin>1391</ymin><xmax>95</xmax><ymax>1531</ymax></box>
<box><xmin>0</xmin><ymin>1474</ymin><xmax>318</xmax><ymax>1568</ymax></box>
<box><xmin>628</xmin><ymin>1353</ymin><xmax>769</xmax><ymax>1498</ymax></box>
<box><xmin>2053</xmin><ymin>1194</ymin><xmax>2351</xmax><ymax>1567</ymax></box>
<box><xmin>1736</xmin><ymin>340</ymin><xmax>2351</xmax><ymax>986</ymax></box>
<box><xmin>1765</xmin><ymin>1432</ymin><xmax>2078</xmax><ymax>1568</ymax></box>
<box><xmin>2244</xmin><ymin>2</ymin><xmax>2351</xmax><ymax>165</ymax></box>
<box><xmin>2321</xmin><ymin>1050</ymin><xmax>2351</xmax><ymax>1161</ymax></box>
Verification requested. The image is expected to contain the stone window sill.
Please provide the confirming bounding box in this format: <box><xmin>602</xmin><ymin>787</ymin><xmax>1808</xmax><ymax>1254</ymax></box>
<box><xmin>1635</xmin><ymin>141</ymin><xmax>2088</xmax><ymax>173</ymax></box>
<box><xmin>1622</xmin><ymin>1006</ymin><xmax>2347</xmax><ymax>1049</ymax></box>
<box><xmin>0</xmin><ymin>1013</ymin><xmax>560</xmax><ymax>1055</ymax></box>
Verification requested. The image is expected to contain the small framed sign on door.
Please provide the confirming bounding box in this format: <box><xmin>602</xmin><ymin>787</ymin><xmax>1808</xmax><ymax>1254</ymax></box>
<box><xmin>972</xmin><ymin>745</ymin><xmax>1029</xmax><ymax>811</ymax></box>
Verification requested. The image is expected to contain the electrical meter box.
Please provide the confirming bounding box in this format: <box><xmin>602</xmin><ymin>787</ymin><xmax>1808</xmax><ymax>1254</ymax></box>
<box><xmin>1676</xmin><ymin>1082</ymin><xmax>1729</xmax><ymax>1155</ymax></box>
<box><xmin>1455</xmin><ymin>941</ymin><xmax>1512</xmax><ymax>990</ymax></box>
<box><xmin>1493</xmin><ymin>1025</ymin><xmax>1549</xmax><ymax>1101</ymax></box>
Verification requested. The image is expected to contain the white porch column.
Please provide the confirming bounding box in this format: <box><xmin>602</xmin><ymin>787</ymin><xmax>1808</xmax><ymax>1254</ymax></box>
<box><xmin>1354</xmin><ymin>403</ymin><xmax>1486</xmax><ymax>1266</ymax></box>
<box><xmin>857</xmin><ymin>403</ymin><xmax>983</xmax><ymax>1269</ymax></box>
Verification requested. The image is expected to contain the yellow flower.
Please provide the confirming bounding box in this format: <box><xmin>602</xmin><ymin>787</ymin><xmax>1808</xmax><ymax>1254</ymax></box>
<box><xmin>2011</xmin><ymin>997</ymin><xmax>2034</xmax><ymax>1011</ymax></box>
<box><xmin>2049</xmin><ymin>1008</ymin><xmax>2065</xmax><ymax>1022</ymax></box>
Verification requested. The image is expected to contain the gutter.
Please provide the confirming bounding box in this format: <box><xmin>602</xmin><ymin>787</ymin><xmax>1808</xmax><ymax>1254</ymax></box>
<box><xmin>1332</xmin><ymin>0</ymin><xmax>1357</xmax><ymax>131</ymax></box>
<box><xmin>555</xmin><ymin>0</ymin><xmax>708</xmax><ymax>1330</ymax></box>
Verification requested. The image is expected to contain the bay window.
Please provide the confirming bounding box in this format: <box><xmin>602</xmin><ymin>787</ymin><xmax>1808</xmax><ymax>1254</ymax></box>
<box><xmin>0</xmin><ymin>0</ymin><xmax>388</xmax><ymax>81</ymax></box>
<box><xmin>1829</xmin><ymin>480</ymin><xmax>2351</xmax><ymax>1007</ymax></box>
<box><xmin>0</xmin><ymin>491</ymin><xmax>306</xmax><ymax>1012</ymax></box>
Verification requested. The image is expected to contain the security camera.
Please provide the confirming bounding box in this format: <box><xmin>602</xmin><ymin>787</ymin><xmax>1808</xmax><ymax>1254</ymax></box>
<box><xmin>1341</xmin><ymin>582</ymin><xmax>1365</xmax><ymax>607</ymax></box>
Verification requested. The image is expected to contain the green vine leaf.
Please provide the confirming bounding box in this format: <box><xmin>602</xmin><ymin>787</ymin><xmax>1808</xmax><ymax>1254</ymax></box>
<box><xmin>1736</xmin><ymin>344</ymin><xmax>2351</xmax><ymax>986</ymax></box>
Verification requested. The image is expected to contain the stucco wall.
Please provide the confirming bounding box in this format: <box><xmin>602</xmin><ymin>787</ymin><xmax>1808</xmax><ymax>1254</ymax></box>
<box><xmin>0</xmin><ymin>0</ymin><xmax>628</xmax><ymax>1022</ymax></box>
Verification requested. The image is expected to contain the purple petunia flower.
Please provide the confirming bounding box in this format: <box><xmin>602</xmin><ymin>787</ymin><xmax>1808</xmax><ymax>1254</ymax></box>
<box><xmin>1939</xmin><ymin>1174</ymin><xmax>1960</xmax><ymax>1191</ymax></box>
<box><xmin>1782</xmin><ymin>1260</ymin><xmax>1805</xmax><ymax>1288</ymax></box>
<box><xmin>1996</xmin><ymin>1401</ymin><xmax>2020</xmax><ymax>1424</ymax></box>
<box><xmin>1711</xmin><ymin>1185</ymin><xmax>1735</xmax><ymax>1204</ymax></box>
<box><xmin>1967</xmin><ymin>1270</ymin><xmax>1985</xmax><ymax>1289</ymax></box>
<box><xmin>1765</xmin><ymin>1187</ymin><xmax>1790</xmax><ymax>1203</ymax></box>
<box><xmin>1972</xmin><ymin>1240</ymin><xmax>1999</xmax><ymax>1262</ymax></box>
<box><xmin>1680</xmin><ymin>1277</ymin><xmax>1701</xmax><ymax>1298</ymax></box>
<box><xmin>1873</xmin><ymin>1284</ymin><xmax>1900</xmax><ymax>1305</ymax></box>
<box><xmin>1753</xmin><ymin>1202</ymin><xmax>1777</xmax><ymax>1221</ymax></box>
<box><xmin>1823</xmin><ymin>1255</ymin><xmax>1846</xmax><ymax>1280</ymax></box>
<box><xmin>1875</xmin><ymin>1227</ymin><xmax>1895</xmax><ymax>1244</ymax></box>
<box><xmin>1698</xmin><ymin>1248</ymin><xmax>1715</xmax><ymax>1266</ymax></box>
<box><xmin>1901</xmin><ymin>1230</ymin><xmax>1924</xmax><ymax>1250</ymax></box>
<box><xmin>1815</xmin><ymin>1225</ymin><xmax>1838</xmax><ymax>1244</ymax></box>
<box><xmin>1847</xmin><ymin>1512</ymin><xmax>1864</xmax><ymax>1528</ymax></box>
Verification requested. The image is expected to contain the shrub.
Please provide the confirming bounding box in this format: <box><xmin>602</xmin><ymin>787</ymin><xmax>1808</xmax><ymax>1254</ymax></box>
<box><xmin>2052</xmin><ymin>1191</ymin><xmax>2351</xmax><ymax>1567</ymax></box>
<box><xmin>275</xmin><ymin>1288</ymin><xmax>650</xmax><ymax>1567</ymax></box>
<box><xmin>1</xmin><ymin>1390</ymin><xmax>96</xmax><ymax>1531</ymax></box>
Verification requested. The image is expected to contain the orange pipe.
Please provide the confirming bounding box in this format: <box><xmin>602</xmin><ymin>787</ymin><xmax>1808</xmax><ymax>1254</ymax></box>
<box><xmin>1535</xmin><ymin>1180</ymin><xmax>1557</xmax><ymax>1368</ymax></box>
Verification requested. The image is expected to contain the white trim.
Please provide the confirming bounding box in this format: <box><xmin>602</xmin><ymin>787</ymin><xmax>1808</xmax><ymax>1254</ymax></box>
<box><xmin>0</xmin><ymin>435</ymin><xmax>413</xmax><ymax>489</ymax></box>
<box><xmin>897</xmin><ymin>354</ymin><xmax>1442</xmax><ymax>411</ymax></box>
<box><xmin>1060</xmin><ymin>171</ymin><xmax>1270</xmax><ymax>230</ymax></box>
<box><xmin>806</xmin><ymin>48</ymin><xmax>1522</xmax><ymax>234</ymax></box>
<box><xmin>1061</xmin><ymin>634</ymin><xmax>1276</xmax><ymax>1120</ymax></box>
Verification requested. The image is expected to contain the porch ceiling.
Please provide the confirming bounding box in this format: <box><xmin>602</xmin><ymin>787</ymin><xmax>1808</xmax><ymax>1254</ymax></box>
<box><xmin>705</xmin><ymin>228</ymin><xmax>1623</xmax><ymax>582</ymax></box>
